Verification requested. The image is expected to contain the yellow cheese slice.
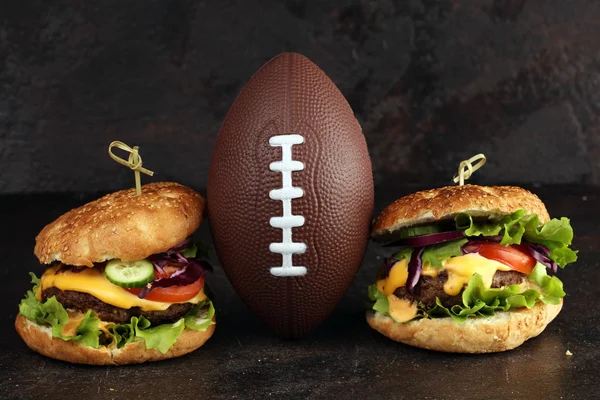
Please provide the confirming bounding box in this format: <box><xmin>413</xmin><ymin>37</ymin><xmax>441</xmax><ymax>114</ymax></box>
<box><xmin>40</xmin><ymin>265</ymin><xmax>207</xmax><ymax>312</ymax></box>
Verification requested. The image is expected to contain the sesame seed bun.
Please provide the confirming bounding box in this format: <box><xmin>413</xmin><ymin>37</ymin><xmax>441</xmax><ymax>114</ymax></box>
<box><xmin>15</xmin><ymin>314</ymin><xmax>215</xmax><ymax>365</ymax></box>
<box><xmin>34</xmin><ymin>182</ymin><xmax>205</xmax><ymax>267</ymax></box>
<box><xmin>366</xmin><ymin>300</ymin><xmax>562</xmax><ymax>353</ymax></box>
<box><xmin>372</xmin><ymin>185</ymin><xmax>550</xmax><ymax>241</ymax></box>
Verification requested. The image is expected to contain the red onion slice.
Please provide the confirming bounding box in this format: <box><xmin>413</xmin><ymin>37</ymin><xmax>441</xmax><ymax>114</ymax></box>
<box><xmin>147</xmin><ymin>255</ymin><xmax>169</xmax><ymax>274</ymax></box>
<box><xmin>406</xmin><ymin>247</ymin><xmax>424</xmax><ymax>294</ymax></box>
<box><xmin>397</xmin><ymin>230</ymin><xmax>466</xmax><ymax>248</ymax></box>
<box><xmin>138</xmin><ymin>238</ymin><xmax>213</xmax><ymax>298</ymax></box>
<box><xmin>461</xmin><ymin>243</ymin><xmax>481</xmax><ymax>255</ymax></box>
<box><xmin>146</xmin><ymin>238</ymin><xmax>196</xmax><ymax>274</ymax></box>
<box><xmin>173</xmin><ymin>252</ymin><xmax>188</xmax><ymax>264</ymax></box>
<box><xmin>138</xmin><ymin>259</ymin><xmax>209</xmax><ymax>298</ymax></box>
<box><xmin>521</xmin><ymin>243</ymin><xmax>558</xmax><ymax>273</ymax></box>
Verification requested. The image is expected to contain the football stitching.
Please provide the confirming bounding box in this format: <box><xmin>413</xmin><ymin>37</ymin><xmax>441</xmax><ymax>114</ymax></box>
<box><xmin>268</xmin><ymin>134</ymin><xmax>307</xmax><ymax>277</ymax></box>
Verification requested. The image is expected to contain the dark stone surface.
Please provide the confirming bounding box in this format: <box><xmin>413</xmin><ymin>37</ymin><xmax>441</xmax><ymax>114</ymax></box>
<box><xmin>1</xmin><ymin>0</ymin><xmax>599</xmax><ymax>193</ymax></box>
<box><xmin>1</xmin><ymin>183</ymin><xmax>599</xmax><ymax>399</ymax></box>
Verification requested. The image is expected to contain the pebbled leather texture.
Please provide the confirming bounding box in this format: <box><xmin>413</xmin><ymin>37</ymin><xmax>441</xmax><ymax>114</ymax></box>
<box><xmin>207</xmin><ymin>52</ymin><xmax>374</xmax><ymax>338</ymax></box>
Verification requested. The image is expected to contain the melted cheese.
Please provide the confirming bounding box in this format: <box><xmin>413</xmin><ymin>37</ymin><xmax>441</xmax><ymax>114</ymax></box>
<box><xmin>379</xmin><ymin>253</ymin><xmax>512</xmax><ymax>297</ymax></box>
<box><xmin>376</xmin><ymin>278</ymin><xmax>386</xmax><ymax>294</ymax></box>
<box><xmin>62</xmin><ymin>311</ymin><xmax>113</xmax><ymax>336</ymax></box>
<box><xmin>382</xmin><ymin>259</ymin><xmax>408</xmax><ymax>296</ymax></box>
<box><xmin>388</xmin><ymin>295</ymin><xmax>418</xmax><ymax>323</ymax></box>
<box><xmin>421</xmin><ymin>262</ymin><xmax>439</xmax><ymax>278</ymax></box>
<box><xmin>40</xmin><ymin>265</ymin><xmax>207</xmax><ymax>311</ymax></box>
<box><xmin>62</xmin><ymin>311</ymin><xmax>86</xmax><ymax>336</ymax></box>
<box><xmin>442</xmin><ymin>253</ymin><xmax>512</xmax><ymax>296</ymax></box>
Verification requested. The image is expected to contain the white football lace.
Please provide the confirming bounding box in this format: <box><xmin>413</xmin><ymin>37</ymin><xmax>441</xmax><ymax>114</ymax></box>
<box><xmin>268</xmin><ymin>134</ymin><xmax>307</xmax><ymax>277</ymax></box>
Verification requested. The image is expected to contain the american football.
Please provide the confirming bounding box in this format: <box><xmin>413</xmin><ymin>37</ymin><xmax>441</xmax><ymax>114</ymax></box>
<box><xmin>207</xmin><ymin>52</ymin><xmax>374</xmax><ymax>338</ymax></box>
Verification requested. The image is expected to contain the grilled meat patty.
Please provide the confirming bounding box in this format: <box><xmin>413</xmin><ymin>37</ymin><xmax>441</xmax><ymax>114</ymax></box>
<box><xmin>42</xmin><ymin>288</ymin><xmax>193</xmax><ymax>324</ymax></box>
<box><xmin>394</xmin><ymin>270</ymin><xmax>526</xmax><ymax>308</ymax></box>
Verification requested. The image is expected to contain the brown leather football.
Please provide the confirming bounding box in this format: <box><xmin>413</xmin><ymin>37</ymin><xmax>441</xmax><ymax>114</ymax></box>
<box><xmin>207</xmin><ymin>52</ymin><xmax>374</xmax><ymax>338</ymax></box>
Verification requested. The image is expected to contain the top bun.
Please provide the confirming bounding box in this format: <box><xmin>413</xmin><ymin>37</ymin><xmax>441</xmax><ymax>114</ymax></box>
<box><xmin>35</xmin><ymin>182</ymin><xmax>205</xmax><ymax>267</ymax></box>
<box><xmin>372</xmin><ymin>185</ymin><xmax>549</xmax><ymax>241</ymax></box>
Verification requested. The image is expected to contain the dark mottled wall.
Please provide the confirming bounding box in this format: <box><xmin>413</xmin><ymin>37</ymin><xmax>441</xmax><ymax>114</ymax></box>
<box><xmin>1</xmin><ymin>0</ymin><xmax>599</xmax><ymax>193</ymax></box>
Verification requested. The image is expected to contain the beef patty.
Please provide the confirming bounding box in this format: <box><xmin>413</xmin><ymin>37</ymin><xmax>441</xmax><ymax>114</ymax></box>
<box><xmin>394</xmin><ymin>270</ymin><xmax>526</xmax><ymax>308</ymax></box>
<box><xmin>42</xmin><ymin>287</ymin><xmax>193</xmax><ymax>325</ymax></box>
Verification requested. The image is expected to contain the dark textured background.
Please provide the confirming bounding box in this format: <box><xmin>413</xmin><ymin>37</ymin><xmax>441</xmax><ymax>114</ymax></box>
<box><xmin>1</xmin><ymin>0</ymin><xmax>599</xmax><ymax>193</ymax></box>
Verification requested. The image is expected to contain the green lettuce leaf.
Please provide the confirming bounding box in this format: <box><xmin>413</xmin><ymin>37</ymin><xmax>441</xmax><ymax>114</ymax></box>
<box><xmin>522</xmin><ymin>215</ymin><xmax>573</xmax><ymax>245</ymax></box>
<box><xmin>421</xmin><ymin>239</ymin><xmax>468</xmax><ymax>267</ymax></box>
<box><xmin>427</xmin><ymin>267</ymin><xmax>563</xmax><ymax>322</ymax></box>
<box><xmin>182</xmin><ymin>243</ymin><xmax>197</xmax><ymax>258</ymax></box>
<box><xmin>427</xmin><ymin>277</ymin><xmax>535</xmax><ymax>323</ymax></box>
<box><xmin>131</xmin><ymin>301</ymin><xmax>218</xmax><ymax>354</ymax></box>
<box><xmin>501</xmin><ymin>213</ymin><xmax>578</xmax><ymax>267</ymax></box>
<box><xmin>499</xmin><ymin>209</ymin><xmax>529</xmax><ymax>245</ymax></box>
<box><xmin>529</xmin><ymin>263</ymin><xmax>565</xmax><ymax>304</ymax></box>
<box><xmin>76</xmin><ymin>310</ymin><xmax>102</xmax><ymax>348</ymax></box>
<box><xmin>455</xmin><ymin>210</ymin><xmax>578</xmax><ymax>268</ymax></box>
<box><xmin>523</xmin><ymin>217</ymin><xmax>578</xmax><ymax>267</ymax></box>
<box><xmin>19</xmin><ymin>273</ymin><xmax>70</xmax><ymax>338</ymax></box>
<box><xmin>131</xmin><ymin>316</ymin><xmax>186</xmax><ymax>354</ymax></box>
<box><xmin>18</xmin><ymin>273</ymin><xmax>48</xmax><ymax>323</ymax></box>
<box><xmin>455</xmin><ymin>214</ymin><xmax>502</xmax><ymax>237</ymax></box>
<box><xmin>18</xmin><ymin>273</ymin><xmax>41</xmax><ymax>317</ymax></box>
<box><xmin>369</xmin><ymin>265</ymin><xmax>564</xmax><ymax>323</ymax></box>
<box><xmin>393</xmin><ymin>248</ymin><xmax>413</xmax><ymax>263</ymax></box>
<box><xmin>184</xmin><ymin>301</ymin><xmax>216</xmax><ymax>331</ymax></box>
<box><xmin>368</xmin><ymin>284</ymin><xmax>389</xmax><ymax>314</ymax></box>
<box><xmin>18</xmin><ymin>273</ymin><xmax>102</xmax><ymax>347</ymax></box>
<box><xmin>107</xmin><ymin>320</ymin><xmax>135</xmax><ymax>348</ymax></box>
<box><xmin>18</xmin><ymin>273</ymin><xmax>213</xmax><ymax>352</ymax></box>
<box><xmin>461</xmin><ymin>273</ymin><xmax>537</xmax><ymax>309</ymax></box>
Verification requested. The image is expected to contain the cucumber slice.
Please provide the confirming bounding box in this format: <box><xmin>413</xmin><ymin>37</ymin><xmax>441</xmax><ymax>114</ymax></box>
<box><xmin>398</xmin><ymin>225</ymin><xmax>444</xmax><ymax>239</ymax></box>
<box><xmin>104</xmin><ymin>259</ymin><xmax>154</xmax><ymax>288</ymax></box>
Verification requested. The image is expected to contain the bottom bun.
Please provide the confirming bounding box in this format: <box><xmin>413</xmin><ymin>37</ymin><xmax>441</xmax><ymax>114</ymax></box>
<box><xmin>366</xmin><ymin>300</ymin><xmax>562</xmax><ymax>353</ymax></box>
<box><xmin>15</xmin><ymin>314</ymin><xmax>216</xmax><ymax>365</ymax></box>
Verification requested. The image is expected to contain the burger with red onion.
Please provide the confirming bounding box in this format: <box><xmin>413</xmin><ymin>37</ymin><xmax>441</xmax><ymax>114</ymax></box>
<box><xmin>367</xmin><ymin>185</ymin><xmax>577</xmax><ymax>353</ymax></box>
<box><xmin>15</xmin><ymin>182</ymin><xmax>215</xmax><ymax>365</ymax></box>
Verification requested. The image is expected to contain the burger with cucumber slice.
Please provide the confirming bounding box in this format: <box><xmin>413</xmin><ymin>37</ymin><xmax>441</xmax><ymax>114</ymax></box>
<box><xmin>367</xmin><ymin>185</ymin><xmax>577</xmax><ymax>353</ymax></box>
<box><xmin>15</xmin><ymin>182</ymin><xmax>216</xmax><ymax>365</ymax></box>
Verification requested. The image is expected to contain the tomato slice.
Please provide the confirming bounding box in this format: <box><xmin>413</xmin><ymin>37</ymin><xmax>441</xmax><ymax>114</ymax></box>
<box><xmin>478</xmin><ymin>243</ymin><xmax>536</xmax><ymax>275</ymax></box>
<box><xmin>126</xmin><ymin>273</ymin><xmax>205</xmax><ymax>303</ymax></box>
